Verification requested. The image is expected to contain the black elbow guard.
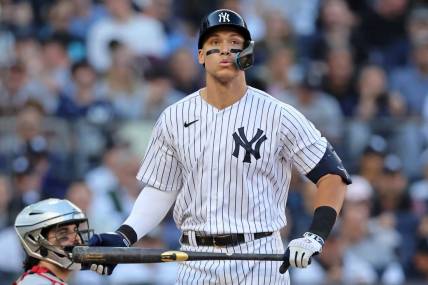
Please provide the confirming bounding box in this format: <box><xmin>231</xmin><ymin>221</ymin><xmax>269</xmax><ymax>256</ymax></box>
<box><xmin>306</xmin><ymin>143</ymin><xmax>352</xmax><ymax>185</ymax></box>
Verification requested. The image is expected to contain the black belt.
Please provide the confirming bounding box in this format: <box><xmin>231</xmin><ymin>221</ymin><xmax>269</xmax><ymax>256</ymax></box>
<box><xmin>180</xmin><ymin>232</ymin><xmax>273</xmax><ymax>247</ymax></box>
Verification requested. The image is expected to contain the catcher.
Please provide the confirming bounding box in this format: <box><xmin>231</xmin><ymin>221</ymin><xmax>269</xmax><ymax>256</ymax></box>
<box><xmin>14</xmin><ymin>198</ymin><xmax>92</xmax><ymax>285</ymax></box>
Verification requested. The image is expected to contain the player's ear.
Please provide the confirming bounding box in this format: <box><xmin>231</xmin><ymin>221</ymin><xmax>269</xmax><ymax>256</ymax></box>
<box><xmin>198</xmin><ymin>49</ymin><xmax>205</xmax><ymax>65</ymax></box>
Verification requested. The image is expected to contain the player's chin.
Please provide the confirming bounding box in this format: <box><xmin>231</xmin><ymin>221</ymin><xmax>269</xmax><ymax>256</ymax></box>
<box><xmin>215</xmin><ymin>72</ymin><xmax>238</xmax><ymax>83</ymax></box>
<box><xmin>215</xmin><ymin>66</ymin><xmax>238</xmax><ymax>77</ymax></box>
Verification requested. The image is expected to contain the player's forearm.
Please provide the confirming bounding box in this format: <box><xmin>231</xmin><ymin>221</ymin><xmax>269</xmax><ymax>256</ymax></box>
<box><xmin>122</xmin><ymin>186</ymin><xmax>178</xmax><ymax>242</ymax></box>
<box><xmin>314</xmin><ymin>174</ymin><xmax>347</xmax><ymax>214</ymax></box>
<box><xmin>306</xmin><ymin>174</ymin><xmax>347</xmax><ymax>240</ymax></box>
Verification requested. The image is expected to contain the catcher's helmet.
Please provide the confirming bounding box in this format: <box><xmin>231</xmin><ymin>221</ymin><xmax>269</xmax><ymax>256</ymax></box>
<box><xmin>15</xmin><ymin>198</ymin><xmax>92</xmax><ymax>270</ymax></box>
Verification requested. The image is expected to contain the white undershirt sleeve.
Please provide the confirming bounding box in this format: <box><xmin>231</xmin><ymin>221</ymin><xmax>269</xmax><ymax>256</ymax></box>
<box><xmin>123</xmin><ymin>186</ymin><xmax>178</xmax><ymax>240</ymax></box>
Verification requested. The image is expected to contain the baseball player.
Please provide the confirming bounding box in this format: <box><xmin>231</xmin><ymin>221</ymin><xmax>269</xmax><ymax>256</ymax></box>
<box><xmin>87</xmin><ymin>9</ymin><xmax>351</xmax><ymax>284</ymax></box>
<box><xmin>14</xmin><ymin>199</ymin><xmax>93</xmax><ymax>285</ymax></box>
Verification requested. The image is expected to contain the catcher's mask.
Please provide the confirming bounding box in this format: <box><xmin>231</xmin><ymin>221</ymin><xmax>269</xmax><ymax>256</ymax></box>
<box><xmin>15</xmin><ymin>198</ymin><xmax>93</xmax><ymax>270</ymax></box>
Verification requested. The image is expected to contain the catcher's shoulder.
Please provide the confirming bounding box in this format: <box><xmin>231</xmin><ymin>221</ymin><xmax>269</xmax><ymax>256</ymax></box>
<box><xmin>15</xmin><ymin>272</ymin><xmax>65</xmax><ymax>285</ymax></box>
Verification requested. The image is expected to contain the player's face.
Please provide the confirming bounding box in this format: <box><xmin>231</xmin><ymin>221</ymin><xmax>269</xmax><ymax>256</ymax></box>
<box><xmin>198</xmin><ymin>29</ymin><xmax>245</xmax><ymax>80</ymax></box>
<box><xmin>47</xmin><ymin>223</ymin><xmax>83</xmax><ymax>247</ymax></box>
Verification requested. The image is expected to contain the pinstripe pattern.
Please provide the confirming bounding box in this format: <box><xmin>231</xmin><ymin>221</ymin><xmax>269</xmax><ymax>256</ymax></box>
<box><xmin>137</xmin><ymin>86</ymin><xmax>327</xmax><ymax>234</ymax></box>
<box><xmin>176</xmin><ymin>232</ymin><xmax>290</xmax><ymax>285</ymax></box>
<box><xmin>136</xmin><ymin>86</ymin><xmax>327</xmax><ymax>284</ymax></box>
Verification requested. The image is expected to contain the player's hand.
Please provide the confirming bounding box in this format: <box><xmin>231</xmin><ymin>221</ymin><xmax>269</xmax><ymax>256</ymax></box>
<box><xmin>279</xmin><ymin>232</ymin><xmax>324</xmax><ymax>273</ymax></box>
<box><xmin>86</xmin><ymin>232</ymin><xmax>130</xmax><ymax>275</ymax></box>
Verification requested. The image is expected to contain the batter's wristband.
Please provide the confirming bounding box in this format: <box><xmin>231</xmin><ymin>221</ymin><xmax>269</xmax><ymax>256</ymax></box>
<box><xmin>308</xmin><ymin>206</ymin><xmax>337</xmax><ymax>241</ymax></box>
<box><xmin>116</xmin><ymin>224</ymin><xmax>138</xmax><ymax>246</ymax></box>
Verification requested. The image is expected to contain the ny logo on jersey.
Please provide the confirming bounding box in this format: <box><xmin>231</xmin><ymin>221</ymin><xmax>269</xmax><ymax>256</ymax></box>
<box><xmin>218</xmin><ymin>12</ymin><xmax>230</xmax><ymax>23</ymax></box>
<box><xmin>232</xmin><ymin>127</ymin><xmax>267</xmax><ymax>163</ymax></box>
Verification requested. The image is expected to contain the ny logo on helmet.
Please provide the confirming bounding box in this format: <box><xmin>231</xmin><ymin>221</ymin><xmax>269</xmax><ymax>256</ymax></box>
<box><xmin>218</xmin><ymin>12</ymin><xmax>230</xmax><ymax>23</ymax></box>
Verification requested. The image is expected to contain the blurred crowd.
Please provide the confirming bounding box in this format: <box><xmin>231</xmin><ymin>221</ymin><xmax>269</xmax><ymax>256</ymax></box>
<box><xmin>1</xmin><ymin>0</ymin><xmax>428</xmax><ymax>284</ymax></box>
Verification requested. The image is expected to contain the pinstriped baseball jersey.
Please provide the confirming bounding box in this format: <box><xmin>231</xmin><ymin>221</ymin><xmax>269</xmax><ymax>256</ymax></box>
<box><xmin>136</xmin><ymin>86</ymin><xmax>327</xmax><ymax>235</ymax></box>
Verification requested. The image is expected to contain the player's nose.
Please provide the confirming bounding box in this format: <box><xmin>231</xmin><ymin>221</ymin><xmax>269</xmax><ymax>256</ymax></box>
<box><xmin>219</xmin><ymin>44</ymin><xmax>231</xmax><ymax>55</ymax></box>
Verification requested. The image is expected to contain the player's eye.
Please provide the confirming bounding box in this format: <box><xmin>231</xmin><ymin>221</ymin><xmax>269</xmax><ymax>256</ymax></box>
<box><xmin>55</xmin><ymin>228</ymin><xmax>79</xmax><ymax>242</ymax></box>
<box><xmin>231</xmin><ymin>39</ymin><xmax>243</xmax><ymax>46</ymax></box>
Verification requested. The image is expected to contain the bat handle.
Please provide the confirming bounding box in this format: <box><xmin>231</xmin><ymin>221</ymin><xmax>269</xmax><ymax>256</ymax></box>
<box><xmin>279</xmin><ymin>249</ymin><xmax>290</xmax><ymax>274</ymax></box>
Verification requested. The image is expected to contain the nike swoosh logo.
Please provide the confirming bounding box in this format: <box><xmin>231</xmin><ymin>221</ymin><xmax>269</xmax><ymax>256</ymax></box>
<box><xmin>184</xmin><ymin>119</ymin><xmax>199</xmax><ymax>128</ymax></box>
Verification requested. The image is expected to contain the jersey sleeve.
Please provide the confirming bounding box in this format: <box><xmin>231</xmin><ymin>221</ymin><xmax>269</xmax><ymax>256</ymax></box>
<box><xmin>136</xmin><ymin>113</ymin><xmax>182</xmax><ymax>192</ymax></box>
<box><xmin>279</xmin><ymin>104</ymin><xmax>328</xmax><ymax>175</ymax></box>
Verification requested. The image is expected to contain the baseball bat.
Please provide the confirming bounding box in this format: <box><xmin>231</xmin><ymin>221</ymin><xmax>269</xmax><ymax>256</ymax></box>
<box><xmin>72</xmin><ymin>246</ymin><xmax>289</xmax><ymax>266</ymax></box>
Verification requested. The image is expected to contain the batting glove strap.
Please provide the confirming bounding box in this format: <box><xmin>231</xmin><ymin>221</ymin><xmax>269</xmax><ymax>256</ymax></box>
<box><xmin>116</xmin><ymin>224</ymin><xmax>137</xmax><ymax>246</ymax></box>
<box><xmin>287</xmin><ymin>232</ymin><xmax>324</xmax><ymax>268</ymax></box>
<box><xmin>303</xmin><ymin>232</ymin><xmax>325</xmax><ymax>247</ymax></box>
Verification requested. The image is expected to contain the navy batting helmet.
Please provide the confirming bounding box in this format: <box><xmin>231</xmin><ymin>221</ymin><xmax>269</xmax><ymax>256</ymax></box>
<box><xmin>198</xmin><ymin>9</ymin><xmax>252</xmax><ymax>49</ymax></box>
<box><xmin>198</xmin><ymin>9</ymin><xmax>254</xmax><ymax>70</ymax></box>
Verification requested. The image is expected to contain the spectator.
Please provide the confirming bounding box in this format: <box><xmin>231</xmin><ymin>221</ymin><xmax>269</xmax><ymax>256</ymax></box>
<box><xmin>220</xmin><ymin>0</ymin><xmax>266</xmax><ymax>41</ymax></box>
<box><xmin>373</xmin><ymin>154</ymin><xmax>420</xmax><ymax>270</ymax></box>
<box><xmin>349</xmin><ymin>64</ymin><xmax>413</xmax><ymax>170</ymax></box>
<box><xmin>100</xmin><ymin>40</ymin><xmax>148</xmax><ymax>120</ymax></box>
<box><xmin>0</xmin><ymin>62</ymin><xmax>56</xmax><ymax>115</ymax></box>
<box><xmin>259</xmin><ymin>45</ymin><xmax>299</xmax><ymax>98</ymax></box>
<box><xmin>168</xmin><ymin>47</ymin><xmax>202</xmax><ymax>94</ymax></box>
<box><xmin>85</xmin><ymin>143</ymin><xmax>139</xmax><ymax>231</ymax></box>
<box><xmin>0</xmin><ymin>175</ymin><xmax>12</xmax><ymax>230</ymax></box>
<box><xmin>341</xmin><ymin>203</ymin><xmax>405</xmax><ymax>284</ymax></box>
<box><xmin>39</xmin><ymin>0</ymin><xmax>86</xmax><ymax>62</ymax></box>
<box><xmin>143</xmin><ymin>65</ymin><xmax>184</xmax><ymax>120</ymax></box>
<box><xmin>137</xmin><ymin>0</ymin><xmax>193</xmax><ymax>56</ymax></box>
<box><xmin>390</xmin><ymin>35</ymin><xmax>428</xmax><ymax>117</ymax></box>
<box><xmin>87</xmin><ymin>0</ymin><xmax>168</xmax><ymax>71</ymax></box>
<box><xmin>357</xmin><ymin>135</ymin><xmax>387</xmax><ymax>188</ymax></box>
<box><xmin>7</xmin><ymin>156</ymin><xmax>43</xmax><ymax>224</ymax></box>
<box><xmin>13</xmin><ymin>36</ymin><xmax>44</xmax><ymax>79</ymax></box>
<box><xmin>344</xmin><ymin>175</ymin><xmax>374</xmax><ymax>208</ymax></box>
<box><xmin>410</xmin><ymin>149</ymin><xmax>428</xmax><ymax>216</ymax></box>
<box><xmin>321</xmin><ymin>46</ymin><xmax>358</xmax><ymax>117</ymax></box>
<box><xmin>310</xmin><ymin>0</ymin><xmax>358</xmax><ymax>62</ymax></box>
<box><xmin>356</xmin><ymin>0</ymin><xmax>409</xmax><ymax>68</ymax></box>
<box><xmin>2</xmin><ymin>1</ymin><xmax>35</xmax><ymax>38</ymax></box>
<box><xmin>413</xmin><ymin>237</ymin><xmax>428</xmax><ymax>282</ymax></box>
<box><xmin>39</xmin><ymin>36</ymin><xmax>72</xmax><ymax>97</ymax></box>
<box><xmin>248</xmin><ymin>0</ymin><xmax>320</xmax><ymax>37</ymax></box>
<box><xmin>283</xmin><ymin>67</ymin><xmax>344</xmax><ymax>144</ymax></box>
<box><xmin>39</xmin><ymin>0</ymin><xmax>74</xmax><ymax>38</ymax></box>
<box><xmin>69</xmin><ymin>0</ymin><xmax>108</xmax><ymax>39</ymax></box>
<box><xmin>0</xmin><ymin>102</ymin><xmax>45</xmax><ymax>161</ymax></box>
<box><xmin>255</xmin><ymin>10</ymin><xmax>295</xmax><ymax>64</ymax></box>
<box><xmin>56</xmin><ymin>59</ymin><xmax>113</xmax><ymax>121</ymax></box>
<box><xmin>356</xmin><ymin>64</ymin><xmax>406</xmax><ymax>121</ymax></box>
<box><xmin>408</xmin><ymin>6</ymin><xmax>428</xmax><ymax>45</ymax></box>
<box><xmin>0</xmin><ymin>25</ymin><xmax>15</xmax><ymax>67</ymax></box>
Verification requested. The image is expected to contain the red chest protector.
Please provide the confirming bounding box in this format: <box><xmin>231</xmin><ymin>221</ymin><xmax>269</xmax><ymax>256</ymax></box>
<box><xmin>14</xmin><ymin>265</ymin><xmax>66</xmax><ymax>285</ymax></box>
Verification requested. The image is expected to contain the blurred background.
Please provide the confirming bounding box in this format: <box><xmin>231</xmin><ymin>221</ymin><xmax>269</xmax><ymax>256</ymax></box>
<box><xmin>1</xmin><ymin>0</ymin><xmax>428</xmax><ymax>284</ymax></box>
